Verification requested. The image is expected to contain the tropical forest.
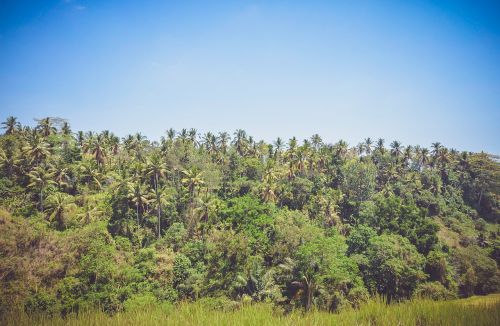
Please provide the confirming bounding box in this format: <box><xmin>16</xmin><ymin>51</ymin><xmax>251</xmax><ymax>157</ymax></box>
<box><xmin>0</xmin><ymin>116</ymin><xmax>499</xmax><ymax>325</ymax></box>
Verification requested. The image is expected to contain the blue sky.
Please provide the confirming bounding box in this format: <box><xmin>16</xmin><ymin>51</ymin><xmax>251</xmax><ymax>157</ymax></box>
<box><xmin>1</xmin><ymin>0</ymin><xmax>499</xmax><ymax>153</ymax></box>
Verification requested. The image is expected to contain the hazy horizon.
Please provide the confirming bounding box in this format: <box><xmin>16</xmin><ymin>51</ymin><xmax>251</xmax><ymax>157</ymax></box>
<box><xmin>1</xmin><ymin>0</ymin><xmax>499</xmax><ymax>153</ymax></box>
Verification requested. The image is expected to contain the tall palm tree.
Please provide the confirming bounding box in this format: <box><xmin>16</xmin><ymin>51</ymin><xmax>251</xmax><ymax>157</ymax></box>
<box><xmin>390</xmin><ymin>140</ymin><xmax>402</xmax><ymax>160</ymax></box>
<box><xmin>52</xmin><ymin>163</ymin><xmax>71</xmax><ymax>190</ymax></box>
<box><xmin>36</xmin><ymin>117</ymin><xmax>57</xmax><ymax>137</ymax></box>
<box><xmin>28</xmin><ymin>166</ymin><xmax>56</xmax><ymax>212</ymax></box>
<box><xmin>46</xmin><ymin>192</ymin><xmax>76</xmax><ymax>229</ymax></box>
<box><xmin>60</xmin><ymin>122</ymin><xmax>72</xmax><ymax>136</ymax></box>
<box><xmin>84</xmin><ymin>134</ymin><xmax>107</xmax><ymax>168</ymax></box>
<box><xmin>261</xmin><ymin>164</ymin><xmax>279</xmax><ymax>203</ymax></box>
<box><xmin>22</xmin><ymin>135</ymin><xmax>50</xmax><ymax>166</ymax></box>
<box><xmin>375</xmin><ymin>138</ymin><xmax>386</xmax><ymax>155</ymax></box>
<box><xmin>181</xmin><ymin>168</ymin><xmax>205</xmax><ymax>198</ymax></box>
<box><xmin>0</xmin><ymin>148</ymin><xmax>19</xmax><ymax>177</ymax></box>
<box><xmin>78</xmin><ymin>196</ymin><xmax>102</xmax><ymax>225</ymax></box>
<box><xmin>145</xmin><ymin>153</ymin><xmax>168</xmax><ymax>239</ymax></box>
<box><xmin>310</xmin><ymin>134</ymin><xmax>322</xmax><ymax>151</ymax></box>
<box><xmin>233</xmin><ymin>129</ymin><xmax>247</xmax><ymax>156</ymax></box>
<box><xmin>364</xmin><ymin>137</ymin><xmax>373</xmax><ymax>155</ymax></box>
<box><xmin>217</xmin><ymin>132</ymin><xmax>230</xmax><ymax>154</ymax></box>
<box><xmin>334</xmin><ymin>140</ymin><xmax>348</xmax><ymax>160</ymax></box>
<box><xmin>1</xmin><ymin>116</ymin><xmax>20</xmax><ymax>135</ymax></box>
<box><xmin>78</xmin><ymin>160</ymin><xmax>103</xmax><ymax>190</ymax></box>
<box><xmin>431</xmin><ymin>142</ymin><xmax>442</xmax><ymax>167</ymax></box>
<box><xmin>166</xmin><ymin>128</ymin><xmax>176</xmax><ymax>141</ymax></box>
<box><xmin>194</xmin><ymin>193</ymin><xmax>218</xmax><ymax>236</ymax></box>
<box><xmin>188</xmin><ymin>128</ymin><xmax>198</xmax><ymax>146</ymax></box>
<box><xmin>127</xmin><ymin>179</ymin><xmax>150</xmax><ymax>225</ymax></box>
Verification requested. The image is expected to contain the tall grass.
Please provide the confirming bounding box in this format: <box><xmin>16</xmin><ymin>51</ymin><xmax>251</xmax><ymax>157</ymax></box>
<box><xmin>2</xmin><ymin>294</ymin><xmax>499</xmax><ymax>326</ymax></box>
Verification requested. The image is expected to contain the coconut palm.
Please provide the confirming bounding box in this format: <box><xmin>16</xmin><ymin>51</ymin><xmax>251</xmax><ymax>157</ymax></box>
<box><xmin>217</xmin><ymin>132</ymin><xmax>230</xmax><ymax>154</ymax></box>
<box><xmin>77</xmin><ymin>196</ymin><xmax>102</xmax><ymax>225</ymax></box>
<box><xmin>145</xmin><ymin>152</ymin><xmax>168</xmax><ymax>238</ymax></box>
<box><xmin>28</xmin><ymin>166</ymin><xmax>56</xmax><ymax>212</ymax></box>
<box><xmin>78</xmin><ymin>160</ymin><xmax>103</xmax><ymax>190</ymax></box>
<box><xmin>46</xmin><ymin>192</ymin><xmax>76</xmax><ymax>229</ymax></box>
<box><xmin>181</xmin><ymin>168</ymin><xmax>205</xmax><ymax>197</ymax></box>
<box><xmin>310</xmin><ymin>134</ymin><xmax>322</xmax><ymax>151</ymax></box>
<box><xmin>1</xmin><ymin>116</ymin><xmax>20</xmax><ymax>135</ymax></box>
<box><xmin>375</xmin><ymin>138</ymin><xmax>386</xmax><ymax>154</ymax></box>
<box><xmin>390</xmin><ymin>140</ymin><xmax>402</xmax><ymax>160</ymax></box>
<box><xmin>166</xmin><ymin>128</ymin><xmax>176</xmax><ymax>141</ymax></box>
<box><xmin>233</xmin><ymin>129</ymin><xmax>247</xmax><ymax>156</ymax></box>
<box><xmin>22</xmin><ymin>135</ymin><xmax>50</xmax><ymax>166</ymax></box>
<box><xmin>52</xmin><ymin>163</ymin><xmax>71</xmax><ymax>190</ymax></box>
<box><xmin>60</xmin><ymin>122</ymin><xmax>72</xmax><ymax>136</ymax></box>
<box><xmin>36</xmin><ymin>117</ymin><xmax>57</xmax><ymax>137</ymax></box>
<box><xmin>0</xmin><ymin>148</ymin><xmax>19</xmax><ymax>177</ymax></box>
<box><xmin>364</xmin><ymin>137</ymin><xmax>373</xmax><ymax>155</ymax></box>
<box><xmin>127</xmin><ymin>179</ymin><xmax>150</xmax><ymax>225</ymax></box>
<box><xmin>84</xmin><ymin>134</ymin><xmax>107</xmax><ymax>168</ymax></box>
<box><xmin>261</xmin><ymin>163</ymin><xmax>279</xmax><ymax>203</ymax></box>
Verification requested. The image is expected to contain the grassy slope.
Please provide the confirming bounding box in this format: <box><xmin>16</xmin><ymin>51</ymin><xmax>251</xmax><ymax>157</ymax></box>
<box><xmin>3</xmin><ymin>294</ymin><xmax>499</xmax><ymax>326</ymax></box>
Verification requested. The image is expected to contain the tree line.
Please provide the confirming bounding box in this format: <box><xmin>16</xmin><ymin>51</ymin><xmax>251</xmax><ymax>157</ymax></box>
<box><xmin>0</xmin><ymin>116</ymin><xmax>498</xmax><ymax>315</ymax></box>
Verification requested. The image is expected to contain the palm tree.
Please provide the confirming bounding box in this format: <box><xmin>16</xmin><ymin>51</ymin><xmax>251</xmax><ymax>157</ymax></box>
<box><xmin>181</xmin><ymin>168</ymin><xmax>205</xmax><ymax>198</ymax></box>
<box><xmin>431</xmin><ymin>142</ymin><xmax>442</xmax><ymax>167</ymax></box>
<box><xmin>28</xmin><ymin>166</ymin><xmax>56</xmax><ymax>212</ymax></box>
<box><xmin>46</xmin><ymin>192</ymin><xmax>76</xmax><ymax>229</ymax></box>
<box><xmin>194</xmin><ymin>193</ymin><xmax>218</xmax><ymax>235</ymax></box>
<box><xmin>390</xmin><ymin>140</ymin><xmax>402</xmax><ymax>160</ymax></box>
<box><xmin>364</xmin><ymin>137</ymin><xmax>373</xmax><ymax>155</ymax></box>
<box><xmin>437</xmin><ymin>147</ymin><xmax>450</xmax><ymax>169</ymax></box>
<box><xmin>375</xmin><ymin>138</ymin><xmax>386</xmax><ymax>154</ymax></box>
<box><xmin>127</xmin><ymin>180</ymin><xmax>150</xmax><ymax>225</ymax></box>
<box><xmin>273</xmin><ymin>137</ymin><xmax>284</xmax><ymax>161</ymax></box>
<box><xmin>1</xmin><ymin>116</ymin><xmax>20</xmax><ymax>135</ymax></box>
<box><xmin>166</xmin><ymin>128</ymin><xmax>176</xmax><ymax>141</ymax></box>
<box><xmin>217</xmin><ymin>132</ymin><xmax>230</xmax><ymax>154</ymax></box>
<box><xmin>334</xmin><ymin>140</ymin><xmax>348</xmax><ymax>160</ymax></box>
<box><xmin>36</xmin><ymin>117</ymin><xmax>57</xmax><ymax>137</ymax></box>
<box><xmin>60</xmin><ymin>122</ymin><xmax>72</xmax><ymax>136</ymax></box>
<box><xmin>22</xmin><ymin>135</ymin><xmax>50</xmax><ymax>166</ymax></box>
<box><xmin>77</xmin><ymin>196</ymin><xmax>102</xmax><ymax>225</ymax></box>
<box><xmin>403</xmin><ymin>145</ymin><xmax>413</xmax><ymax>167</ymax></box>
<box><xmin>84</xmin><ymin>134</ymin><xmax>107</xmax><ymax>168</ymax></box>
<box><xmin>0</xmin><ymin>148</ymin><xmax>19</xmax><ymax>177</ymax></box>
<box><xmin>52</xmin><ymin>163</ymin><xmax>71</xmax><ymax>190</ymax></box>
<box><xmin>233</xmin><ymin>129</ymin><xmax>247</xmax><ymax>156</ymax></box>
<box><xmin>145</xmin><ymin>153</ymin><xmax>168</xmax><ymax>238</ymax></box>
<box><xmin>261</xmin><ymin>163</ymin><xmax>279</xmax><ymax>203</ymax></box>
<box><xmin>310</xmin><ymin>134</ymin><xmax>322</xmax><ymax>151</ymax></box>
<box><xmin>78</xmin><ymin>160</ymin><xmax>103</xmax><ymax>190</ymax></box>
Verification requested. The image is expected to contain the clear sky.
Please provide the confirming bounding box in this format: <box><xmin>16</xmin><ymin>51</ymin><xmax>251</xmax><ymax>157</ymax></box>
<box><xmin>1</xmin><ymin>0</ymin><xmax>499</xmax><ymax>153</ymax></box>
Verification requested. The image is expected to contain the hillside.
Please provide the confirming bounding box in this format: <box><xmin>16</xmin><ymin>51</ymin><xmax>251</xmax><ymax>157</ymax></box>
<box><xmin>0</xmin><ymin>116</ymin><xmax>499</xmax><ymax>317</ymax></box>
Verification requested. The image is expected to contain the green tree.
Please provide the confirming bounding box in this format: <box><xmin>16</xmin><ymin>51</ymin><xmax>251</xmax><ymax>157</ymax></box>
<box><xmin>364</xmin><ymin>234</ymin><xmax>426</xmax><ymax>300</ymax></box>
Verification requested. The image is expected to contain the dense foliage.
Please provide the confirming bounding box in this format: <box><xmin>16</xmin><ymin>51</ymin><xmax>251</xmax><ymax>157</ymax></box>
<box><xmin>0</xmin><ymin>116</ymin><xmax>498</xmax><ymax>316</ymax></box>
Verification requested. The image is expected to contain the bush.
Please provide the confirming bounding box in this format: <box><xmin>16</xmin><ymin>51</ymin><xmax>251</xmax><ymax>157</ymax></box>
<box><xmin>414</xmin><ymin>282</ymin><xmax>457</xmax><ymax>300</ymax></box>
<box><xmin>124</xmin><ymin>293</ymin><xmax>158</xmax><ymax>312</ymax></box>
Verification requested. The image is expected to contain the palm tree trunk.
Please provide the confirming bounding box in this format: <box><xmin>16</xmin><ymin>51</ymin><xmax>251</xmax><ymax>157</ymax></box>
<box><xmin>155</xmin><ymin>173</ymin><xmax>161</xmax><ymax>239</ymax></box>
<box><xmin>40</xmin><ymin>188</ymin><xmax>43</xmax><ymax>212</ymax></box>
<box><xmin>136</xmin><ymin>203</ymin><xmax>139</xmax><ymax>225</ymax></box>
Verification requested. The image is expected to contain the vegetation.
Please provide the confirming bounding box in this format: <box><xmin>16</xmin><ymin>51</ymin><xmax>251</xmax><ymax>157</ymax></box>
<box><xmin>2</xmin><ymin>295</ymin><xmax>500</xmax><ymax>326</ymax></box>
<box><xmin>0</xmin><ymin>116</ymin><xmax>499</xmax><ymax>321</ymax></box>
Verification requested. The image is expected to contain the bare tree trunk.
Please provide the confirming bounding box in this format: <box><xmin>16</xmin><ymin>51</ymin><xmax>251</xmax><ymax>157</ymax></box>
<box><xmin>306</xmin><ymin>283</ymin><xmax>313</xmax><ymax>311</ymax></box>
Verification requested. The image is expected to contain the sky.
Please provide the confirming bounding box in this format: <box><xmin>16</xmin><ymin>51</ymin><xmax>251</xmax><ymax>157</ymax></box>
<box><xmin>0</xmin><ymin>0</ymin><xmax>499</xmax><ymax>153</ymax></box>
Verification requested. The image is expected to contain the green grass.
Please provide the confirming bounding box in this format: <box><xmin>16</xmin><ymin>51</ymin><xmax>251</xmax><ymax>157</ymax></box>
<box><xmin>3</xmin><ymin>294</ymin><xmax>500</xmax><ymax>326</ymax></box>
